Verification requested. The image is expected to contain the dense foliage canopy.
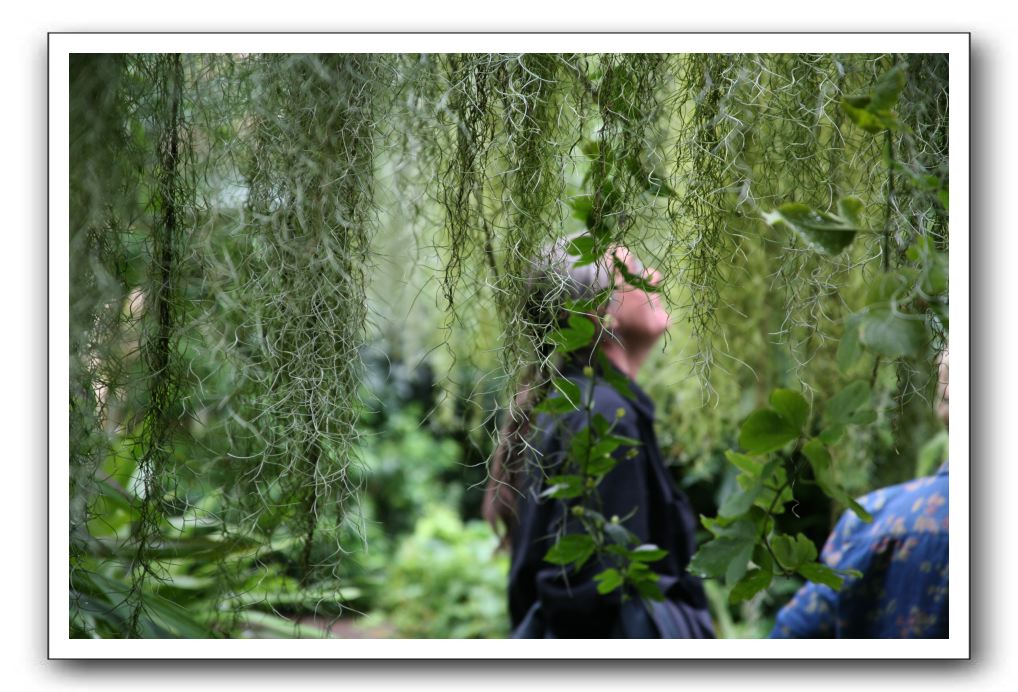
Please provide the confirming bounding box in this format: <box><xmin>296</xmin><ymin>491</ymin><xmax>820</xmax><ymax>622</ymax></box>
<box><xmin>68</xmin><ymin>53</ymin><xmax>948</xmax><ymax>638</ymax></box>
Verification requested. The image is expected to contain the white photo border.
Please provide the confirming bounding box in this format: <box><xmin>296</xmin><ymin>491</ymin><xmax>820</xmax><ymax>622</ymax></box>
<box><xmin>49</xmin><ymin>32</ymin><xmax>970</xmax><ymax>660</ymax></box>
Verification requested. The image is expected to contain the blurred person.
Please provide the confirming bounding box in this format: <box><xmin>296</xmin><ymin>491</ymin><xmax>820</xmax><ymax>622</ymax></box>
<box><xmin>483</xmin><ymin>240</ymin><xmax>714</xmax><ymax>639</ymax></box>
<box><xmin>770</xmin><ymin>350</ymin><xmax>950</xmax><ymax>638</ymax></box>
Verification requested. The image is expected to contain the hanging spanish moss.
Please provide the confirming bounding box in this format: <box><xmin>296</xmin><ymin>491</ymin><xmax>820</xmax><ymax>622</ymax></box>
<box><xmin>232</xmin><ymin>54</ymin><xmax>383</xmax><ymax>579</ymax></box>
<box><xmin>68</xmin><ymin>53</ymin><xmax>136</xmax><ymax>636</ymax></box>
<box><xmin>65</xmin><ymin>52</ymin><xmax>952</xmax><ymax>638</ymax></box>
<box><xmin>670</xmin><ymin>53</ymin><xmax>742</xmax><ymax>393</ymax></box>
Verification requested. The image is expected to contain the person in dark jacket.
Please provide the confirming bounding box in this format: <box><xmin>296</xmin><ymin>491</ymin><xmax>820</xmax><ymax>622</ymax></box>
<box><xmin>483</xmin><ymin>241</ymin><xmax>714</xmax><ymax>639</ymax></box>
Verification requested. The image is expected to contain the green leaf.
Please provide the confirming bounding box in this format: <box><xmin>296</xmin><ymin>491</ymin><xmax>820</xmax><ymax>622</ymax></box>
<box><xmin>840</xmin><ymin>66</ymin><xmax>906</xmax><ymax>134</ymax></box>
<box><xmin>548</xmin><ymin>315</ymin><xmax>596</xmax><ymax>353</ymax></box>
<box><xmin>802</xmin><ymin>439</ymin><xmax>873</xmax><ymax>523</ymax></box>
<box><xmin>870</xmin><ymin>64</ymin><xmax>908</xmax><ymax>111</ymax></box>
<box><xmin>719</xmin><ymin>476</ymin><xmax>764</xmax><ymax>518</ymax></box>
<box><xmin>541</xmin><ymin>378</ymin><xmax>582</xmax><ymax>411</ymax></box>
<box><xmin>630</xmin><ymin>545</ymin><xmax>668</xmax><ymax>563</ymax></box>
<box><xmin>544</xmin><ymin>534</ymin><xmax>596</xmax><ymax>568</ymax></box>
<box><xmin>848</xmin><ymin>408</ymin><xmax>877</xmax><ymax>426</ymax></box>
<box><xmin>565</xmin><ymin>234</ymin><xmax>596</xmax><ymax>259</ymax></box>
<box><xmin>825</xmin><ymin>381</ymin><xmax>871</xmax><ymax>424</ymax></box>
<box><xmin>729</xmin><ymin>568</ymin><xmax>773</xmax><ymax>604</ymax></box>
<box><xmin>858</xmin><ymin>308</ymin><xmax>928</xmax><ymax>359</ymax></box>
<box><xmin>585</xmin><ymin>454</ymin><xmax>619</xmax><ymax>476</ymax></box>
<box><xmin>739</xmin><ymin>410</ymin><xmax>800</xmax><ymax>454</ymax></box>
<box><xmin>865</xmin><ymin>273</ymin><xmax>910</xmax><ymax>306</ymax></box>
<box><xmin>725</xmin><ymin>450</ymin><xmax>764</xmax><ymax>477</ymax></box>
<box><xmin>818</xmin><ymin>424</ymin><xmax>846</xmax><ymax>445</ymax></box>
<box><xmin>762</xmin><ymin>203</ymin><xmax>861</xmax><ymax>255</ymax></box>
<box><xmin>770</xmin><ymin>389</ymin><xmax>809</xmax><ymax>431</ymax></box>
<box><xmin>568</xmin><ymin>194</ymin><xmax>595</xmax><ymax>227</ymax></box>
<box><xmin>540</xmin><ymin>475</ymin><xmax>585</xmax><ymax>500</ymax></box>
<box><xmin>688</xmin><ymin>519</ymin><xmax>757</xmax><ymax>585</ymax></box>
<box><xmin>604</xmin><ymin>521</ymin><xmax>634</xmax><ymax>546</ymax></box>
<box><xmin>634</xmin><ymin>577</ymin><xmax>665</xmax><ymax>601</ymax></box>
<box><xmin>797</xmin><ymin>562</ymin><xmax>846</xmax><ymax>591</ymax></box>
<box><xmin>920</xmin><ymin>252</ymin><xmax>949</xmax><ymax>297</ymax></box>
<box><xmin>534</xmin><ymin>394</ymin><xmax>579</xmax><ymax>415</ymax></box>
<box><xmin>771</xmin><ymin>533</ymin><xmax>817</xmax><ymax>571</ymax></box>
<box><xmin>594</xmin><ymin>568</ymin><xmax>624</xmax><ymax>595</ymax></box>
<box><xmin>569</xmin><ymin>426</ymin><xmax>593</xmax><ymax>463</ymax></box>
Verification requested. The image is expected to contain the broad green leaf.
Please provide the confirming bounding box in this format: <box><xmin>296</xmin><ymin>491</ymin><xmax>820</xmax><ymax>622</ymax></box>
<box><xmin>548</xmin><ymin>315</ymin><xmax>596</xmax><ymax>353</ymax></box>
<box><xmin>590</xmin><ymin>437</ymin><xmax>623</xmax><ymax>458</ymax></box>
<box><xmin>840</xmin><ymin>66</ymin><xmax>906</xmax><ymax>134</ymax></box>
<box><xmin>825</xmin><ymin>381</ymin><xmax>871</xmax><ymax>424</ymax></box>
<box><xmin>920</xmin><ymin>253</ymin><xmax>949</xmax><ymax>297</ymax></box>
<box><xmin>752</xmin><ymin>542</ymin><xmax>774</xmax><ymax>573</ymax></box>
<box><xmin>594</xmin><ymin>568</ymin><xmax>625</xmax><ymax>594</ymax></box>
<box><xmin>818</xmin><ymin>424</ymin><xmax>846</xmax><ymax>445</ymax></box>
<box><xmin>803</xmin><ymin>438</ymin><xmax>873</xmax><ymax>523</ymax></box>
<box><xmin>797</xmin><ymin>562</ymin><xmax>846</xmax><ymax>591</ymax></box>
<box><xmin>762</xmin><ymin>203</ymin><xmax>861</xmax><ymax>255</ymax></box>
<box><xmin>585</xmin><ymin>454</ymin><xmax>619</xmax><ymax>476</ymax></box>
<box><xmin>848</xmin><ymin>408</ymin><xmax>877</xmax><ymax>426</ymax></box>
<box><xmin>688</xmin><ymin>519</ymin><xmax>757</xmax><ymax>585</ymax></box>
<box><xmin>739</xmin><ymin>409</ymin><xmax>800</xmax><ymax>454</ymax></box>
<box><xmin>858</xmin><ymin>308</ymin><xmax>928</xmax><ymax>359</ymax></box>
<box><xmin>544</xmin><ymin>534</ymin><xmax>596</xmax><ymax>568</ymax></box>
<box><xmin>802</xmin><ymin>437</ymin><xmax>833</xmax><ymax>477</ymax></box>
<box><xmin>568</xmin><ymin>194</ymin><xmax>595</xmax><ymax>226</ymax></box>
<box><xmin>565</xmin><ymin>234</ymin><xmax>596</xmax><ymax>259</ymax></box>
<box><xmin>870</xmin><ymin>64</ymin><xmax>908</xmax><ymax>111</ymax></box>
<box><xmin>719</xmin><ymin>476</ymin><xmax>764</xmax><ymax>519</ymax></box>
<box><xmin>770</xmin><ymin>389</ymin><xmax>809</xmax><ymax>431</ymax></box>
<box><xmin>729</xmin><ymin>568</ymin><xmax>773</xmax><ymax>604</ymax></box>
<box><xmin>725</xmin><ymin>450</ymin><xmax>764</xmax><ymax>477</ymax></box>
<box><xmin>771</xmin><ymin>533</ymin><xmax>817</xmax><ymax>571</ymax></box>
<box><xmin>865</xmin><ymin>273</ymin><xmax>910</xmax><ymax>306</ymax></box>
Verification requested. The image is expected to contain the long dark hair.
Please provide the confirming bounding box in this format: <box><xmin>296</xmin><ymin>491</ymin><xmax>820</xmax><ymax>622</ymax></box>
<box><xmin>482</xmin><ymin>239</ymin><xmax>615</xmax><ymax>549</ymax></box>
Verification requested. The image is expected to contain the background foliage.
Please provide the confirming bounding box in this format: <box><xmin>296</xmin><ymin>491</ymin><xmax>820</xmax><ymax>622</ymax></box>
<box><xmin>68</xmin><ymin>52</ymin><xmax>948</xmax><ymax>638</ymax></box>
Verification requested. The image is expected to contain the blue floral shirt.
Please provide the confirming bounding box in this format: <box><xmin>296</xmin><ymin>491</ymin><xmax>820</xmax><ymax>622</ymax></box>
<box><xmin>770</xmin><ymin>465</ymin><xmax>949</xmax><ymax>638</ymax></box>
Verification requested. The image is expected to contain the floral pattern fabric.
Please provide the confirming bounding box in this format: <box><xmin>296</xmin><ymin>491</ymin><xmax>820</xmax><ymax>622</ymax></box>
<box><xmin>770</xmin><ymin>464</ymin><xmax>949</xmax><ymax>639</ymax></box>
